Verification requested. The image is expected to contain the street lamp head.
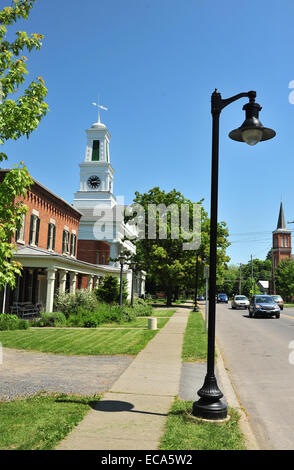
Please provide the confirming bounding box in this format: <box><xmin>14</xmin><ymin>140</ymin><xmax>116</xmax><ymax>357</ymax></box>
<box><xmin>119</xmin><ymin>254</ymin><xmax>126</xmax><ymax>266</ymax></box>
<box><xmin>229</xmin><ymin>95</ymin><xmax>276</xmax><ymax>145</ymax></box>
<box><xmin>130</xmin><ymin>261</ymin><xmax>136</xmax><ymax>271</ymax></box>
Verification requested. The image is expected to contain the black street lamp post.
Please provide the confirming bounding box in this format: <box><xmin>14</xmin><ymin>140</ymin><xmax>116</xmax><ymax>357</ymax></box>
<box><xmin>192</xmin><ymin>89</ymin><xmax>276</xmax><ymax>420</ymax></box>
<box><xmin>130</xmin><ymin>261</ymin><xmax>136</xmax><ymax>307</ymax></box>
<box><xmin>119</xmin><ymin>254</ymin><xmax>126</xmax><ymax>307</ymax></box>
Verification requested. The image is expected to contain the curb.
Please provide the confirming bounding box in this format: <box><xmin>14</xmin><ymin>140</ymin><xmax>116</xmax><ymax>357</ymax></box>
<box><xmin>199</xmin><ymin>305</ymin><xmax>260</xmax><ymax>450</ymax></box>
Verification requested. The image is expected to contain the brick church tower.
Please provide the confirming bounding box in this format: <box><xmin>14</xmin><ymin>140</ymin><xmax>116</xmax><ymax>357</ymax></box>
<box><xmin>272</xmin><ymin>202</ymin><xmax>292</xmax><ymax>268</ymax></box>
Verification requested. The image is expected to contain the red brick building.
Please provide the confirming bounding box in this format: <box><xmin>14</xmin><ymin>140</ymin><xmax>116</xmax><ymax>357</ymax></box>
<box><xmin>0</xmin><ymin>170</ymin><xmax>129</xmax><ymax>313</ymax></box>
<box><xmin>272</xmin><ymin>202</ymin><xmax>292</xmax><ymax>268</ymax></box>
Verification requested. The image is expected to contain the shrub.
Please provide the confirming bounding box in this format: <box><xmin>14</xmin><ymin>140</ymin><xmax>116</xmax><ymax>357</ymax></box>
<box><xmin>120</xmin><ymin>307</ymin><xmax>137</xmax><ymax>323</ymax></box>
<box><xmin>54</xmin><ymin>289</ymin><xmax>98</xmax><ymax>317</ymax></box>
<box><xmin>0</xmin><ymin>314</ymin><xmax>30</xmax><ymax>331</ymax></box>
<box><xmin>131</xmin><ymin>298</ymin><xmax>153</xmax><ymax>317</ymax></box>
<box><xmin>38</xmin><ymin>312</ymin><xmax>67</xmax><ymax>327</ymax></box>
<box><xmin>18</xmin><ymin>319</ymin><xmax>30</xmax><ymax>330</ymax></box>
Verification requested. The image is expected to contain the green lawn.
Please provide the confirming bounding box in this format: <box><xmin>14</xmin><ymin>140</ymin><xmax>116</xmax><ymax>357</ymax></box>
<box><xmin>0</xmin><ymin>328</ymin><xmax>158</xmax><ymax>355</ymax></box>
<box><xmin>182</xmin><ymin>311</ymin><xmax>207</xmax><ymax>362</ymax></box>
<box><xmin>0</xmin><ymin>394</ymin><xmax>99</xmax><ymax>450</ymax></box>
<box><xmin>159</xmin><ymin>398</ymin><xmax>246</xmax><ymax>450</ymax></box>
<box><xmin>284</xmin><ymin>304</ymin><xmax>294</xmax><ymax>308</ymax></box>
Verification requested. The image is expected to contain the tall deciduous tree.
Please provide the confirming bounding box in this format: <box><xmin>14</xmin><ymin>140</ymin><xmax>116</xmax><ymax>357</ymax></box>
<box><xmin>275</xmin><ymin>259</ymin><xmax>294</xmax><ymax>301</ymax></box>
<box><xmin>0</xmin><ymin>0</ymin><xmax>48</xmax><ymax>288</ymax></box>
<box><xmin>126</xmin><ymin>187</ymin><xmax>230</xmax><ymax>306</ymax></box>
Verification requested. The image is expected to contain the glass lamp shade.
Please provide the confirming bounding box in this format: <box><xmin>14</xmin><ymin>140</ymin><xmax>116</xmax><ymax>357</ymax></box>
<box><xmin>229</xmin><ymin>100</ymin><xmax>276</xmax><ymax>145</ymax></box>
<box><xmin>241</xmin><ymin>128</ymin><xmax>263</xmax><ymax>146</ymax></box>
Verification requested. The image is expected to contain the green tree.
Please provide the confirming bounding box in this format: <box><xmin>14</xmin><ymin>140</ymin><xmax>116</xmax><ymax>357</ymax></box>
<box><xmin>275</xmin><ymin>259</ymin><xmax>294</xmax><ymax>301</ymax></box>
<box><xmin>216</xmin><ymin>264</ymin><xmax>240</xmax><ymax>298</ymax></box>
<box><xmin>0</xmin><ymin>0</ymin><xmax>48</xmax><ymax>288</ymax></box>
<box><xmin>126</xmin><ymin>187</ymin><xmax>230</xmax><ymax>306</ymax></box>
<box><xmin>240</xmin><ymin>258</ymin><xmax>272</xmax><ymax>298</ymax></box>
<box><xmin>94</xmin><ymin>275</ymin><xmax>128</xmax><ymax>304</ymax></box>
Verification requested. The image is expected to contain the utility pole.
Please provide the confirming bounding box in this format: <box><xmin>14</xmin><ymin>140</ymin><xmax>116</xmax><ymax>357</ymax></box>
<box><xmin>251</xmin><ymin>255</ymin><xmax>254</xmax><ymax>296</ymax></box>
<box><xmin>239</xmin><ymin>263</ymin><xmax>242</xmax><ymax>294</ymax></box>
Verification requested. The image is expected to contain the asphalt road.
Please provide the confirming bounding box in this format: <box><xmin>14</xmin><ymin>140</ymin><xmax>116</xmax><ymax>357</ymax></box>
<box><xmin>213</xmin><ymin>301</ymin><xmax>294</xmax><ymax>450</ymax></box>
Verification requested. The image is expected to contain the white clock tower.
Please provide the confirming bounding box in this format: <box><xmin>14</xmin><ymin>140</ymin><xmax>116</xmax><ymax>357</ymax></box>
<box><xmin>74</xmin><ymin>113</ymin><xmax>116</xmax><ymax>209</ymax></box>
<box><xmin>73</xmin><ymin>108</ymin><xmax>136</xmax><ymax>265</ymax></box>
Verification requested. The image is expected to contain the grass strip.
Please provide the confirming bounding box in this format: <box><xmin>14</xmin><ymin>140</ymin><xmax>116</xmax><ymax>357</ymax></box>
<box><xmin>182</xmin><ymin>311</ymin><xmax>207</xmax><ymax>362</ymax></box>
<box><xmin>159</xmin><ymin>398</ymin><xmax>246</xmax><ymax>450</ymax></box>
<box><xmin>0</xmin><ymin>328</ymin><xmax>158</xmax><ymax>355</ymax></box>
<box><xmin>0</xmin><ymin>393</ymin><xmax>99</xmax><ymax>450</ymax></box>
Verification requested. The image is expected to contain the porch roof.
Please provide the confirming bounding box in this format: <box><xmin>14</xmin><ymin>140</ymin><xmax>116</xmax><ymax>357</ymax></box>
<box><xmin>15</xmin><ymin>245</ymin><xmax>125</xmax><ymax>276</ymax></box>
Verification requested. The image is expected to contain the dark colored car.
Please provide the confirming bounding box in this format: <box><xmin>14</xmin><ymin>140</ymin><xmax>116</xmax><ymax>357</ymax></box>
<box><xmin>248</xmin><ymin>295</ymin><xmax>280</xmax><ymax>319</ymax></box>
<box><xmin>217</xmin><ymin>293</ymin><xmax>228</xmax><ymax>303</ymax></box>
<box><xmin>197</xmin><ymin>295</ymin><xmax>205</xmax><ymax>301</ymax></box>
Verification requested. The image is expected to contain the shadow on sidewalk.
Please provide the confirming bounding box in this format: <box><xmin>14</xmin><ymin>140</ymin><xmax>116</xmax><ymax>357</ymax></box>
<box><xmin>55</xmin><ymin>398</ymin><xmax>168</xmax><ymax>416</ymax></box>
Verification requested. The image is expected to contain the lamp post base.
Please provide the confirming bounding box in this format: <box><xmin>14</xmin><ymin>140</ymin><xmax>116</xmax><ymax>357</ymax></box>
<box><xmin>192</xmin><ymin>398</ymin><xmax>227</xmax><ymax>420</ymax></box>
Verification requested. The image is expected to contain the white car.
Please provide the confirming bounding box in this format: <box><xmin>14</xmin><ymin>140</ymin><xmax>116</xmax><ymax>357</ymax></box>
<box><xmin>231</xmin><ymin>295</ymin><xmax>249</xmax><ymax>310</ymax></box>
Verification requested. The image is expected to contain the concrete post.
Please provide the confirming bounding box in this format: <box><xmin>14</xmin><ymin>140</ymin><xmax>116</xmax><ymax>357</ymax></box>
<box><xmin>148</xmin><ymin>317</ymin><xmax>157</xmax><ymax>330</ymax></box>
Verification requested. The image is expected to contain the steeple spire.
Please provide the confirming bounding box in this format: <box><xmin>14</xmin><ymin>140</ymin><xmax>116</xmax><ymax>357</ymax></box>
<box><xmin>277</xmin><ymin>201</ymin><xmax>286</xmax><ymax>230</ymax></box>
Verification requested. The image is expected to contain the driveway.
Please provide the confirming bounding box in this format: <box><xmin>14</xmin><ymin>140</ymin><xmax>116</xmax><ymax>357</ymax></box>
<box><xmin>0</xmin><ymin>348</ymin><xmax>134</xmax><ymax>401</ymax></box>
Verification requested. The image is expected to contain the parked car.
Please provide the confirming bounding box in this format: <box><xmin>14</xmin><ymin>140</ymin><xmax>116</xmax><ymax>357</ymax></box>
<box><xmin>271</xmin><ymin>295</ymin><xmax>284</xmax><ymax>310</ymax></box>
<box><xmin>217</xmin><ymin>293</ymin><xmax>228</xmax><ymax>303</ymax></box>
<box><xmin>248</xmin><ymin>295</ymin><xmax>280</xmax><ymax>319</ymax></box>
<box><xmin>231</xmin><ymin>295</ymin><xmax>249</xmax><ymax>310</ymax></box>
<box><xmin>197</xmin><ymin>295</ymin><xmax>205</xmax><ymax>301</ymax></box>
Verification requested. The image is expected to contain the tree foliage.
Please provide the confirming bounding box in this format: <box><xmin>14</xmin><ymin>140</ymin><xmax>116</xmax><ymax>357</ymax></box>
<box><xmin>0</xmin><ymin>0</ymin><xmax>48</xmax><ymax>288</ymax></box>
<box><xmin>275</xmin><ymin>259</ymin><xmax>294</xmax><ymax>301</ymax></box>
<box><xmin>217</xmin><ymin>258</ymin><xmax>272</xmax><ymax>298</ymax></box>
<box><xmin>127</xmin><ymin>187</ymin><xmax>230</xmax><ymax>305</ymax></box>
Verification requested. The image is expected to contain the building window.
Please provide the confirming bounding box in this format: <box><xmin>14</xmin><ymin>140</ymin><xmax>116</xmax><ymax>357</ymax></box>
<box><xmin>285</xmin><ymin>236</ymin><xmax>288</xmax><ymax>247</ymax></box>
<box><xmin>92</xmin><ymin>140</ymin><xmax>100</xmax><ymax>161</ymax></box>
<box><xmin>62</xmin><ymin>230</ymin><xmax>70</xmax><ymax>254</ymax></box>
<box><xmin>16</xmin><ymin>214</ymin><xmax>26</xmax><ymax>243</ymax></box>
<box><xmin>70</xmin><ymin>232</ymin><xmax>77</xmax><ymax>256</ymax></box>
<box><xmin>106</xmin><ymin>142</ymin><xmax>109</xmax><ymax>162</ymax></box>
<box><xmin>29</xmin><ymin>214</ymin><xmax>40</xmax><ymax>246</ymax></box>
<box><xmin>47</xmin><ymin>223</ymin><xmax>56</xmax><ymax>251</ymax></box>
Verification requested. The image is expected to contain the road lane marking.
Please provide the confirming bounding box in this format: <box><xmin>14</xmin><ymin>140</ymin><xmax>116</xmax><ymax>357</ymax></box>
<box><xmin>281</xmin><ymin>313</ymin><xmax>294</xmax><ymax>320</ymax></box>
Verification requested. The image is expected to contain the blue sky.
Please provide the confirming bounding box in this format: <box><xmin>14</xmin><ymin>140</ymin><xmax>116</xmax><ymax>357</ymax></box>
<box><xmin>3</xmin><ymin>0</ymin><xmax>294</xmax><ymax>265</ymax></box>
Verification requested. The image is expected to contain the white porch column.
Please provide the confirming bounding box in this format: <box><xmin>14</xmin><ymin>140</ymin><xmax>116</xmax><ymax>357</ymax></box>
<box><xmin>46</xmin><ymin>268</ymin><xmax>57</xmax><ymax>313</ymax></box>
<box><xmin>87</xmin><ymin>275</ymin><xmax>93</xmax><ymax>291</ymax></box>
<box><xmin>59</xmin><ymin>270</ymin><xmax>68</xmax><ymax>293</ymax></box>
<box><xmin>69</xmin><ymin>272</ymin><xmax>77</xmax><ymax>294</ymax></box>
<box><xmin>93</xmin><ymin>275</ymin><xmax>99</xmax><ymax>289</ymax></box>
<box><xmin>27</xmin><ymin>269</ymin><xmax>34</xmax><ymax>302</ymax></box>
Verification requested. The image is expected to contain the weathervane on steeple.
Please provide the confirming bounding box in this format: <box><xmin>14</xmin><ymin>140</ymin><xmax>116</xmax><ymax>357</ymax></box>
<box><xmin>92</xmin><ymin>96</ymin><xmax>108</xmax><ymax>124</ymax></box>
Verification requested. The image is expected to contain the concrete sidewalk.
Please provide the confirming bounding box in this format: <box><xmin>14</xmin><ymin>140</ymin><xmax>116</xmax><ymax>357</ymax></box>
<box><xmin>56</xmin><ymin>305</ymin><xmax>190</xmax><ymax>450</ymax></box>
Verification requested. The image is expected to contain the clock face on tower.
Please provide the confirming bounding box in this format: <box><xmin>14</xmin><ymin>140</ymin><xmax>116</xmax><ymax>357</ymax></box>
<box><xmin>87</xmin><ymin>175</ymin><xmax>101</xmax><ymax>189</ymax></box>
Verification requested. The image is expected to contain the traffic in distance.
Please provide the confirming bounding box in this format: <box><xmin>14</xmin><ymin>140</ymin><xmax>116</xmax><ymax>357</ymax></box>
<box><xmin>198</xmin><ymin>293</ymin><xmax>285</xmax><ymax>319</ymax></box>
